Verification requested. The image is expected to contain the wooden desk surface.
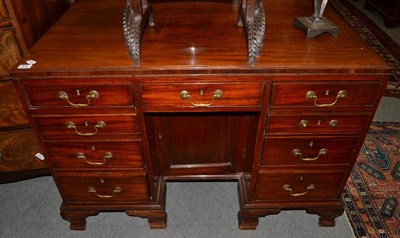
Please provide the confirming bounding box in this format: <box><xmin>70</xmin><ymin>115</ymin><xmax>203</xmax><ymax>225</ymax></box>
<box><xmin>12</xmin><ymin>0</ymin><xmax>390</xmax><ymax>76</ymax></box>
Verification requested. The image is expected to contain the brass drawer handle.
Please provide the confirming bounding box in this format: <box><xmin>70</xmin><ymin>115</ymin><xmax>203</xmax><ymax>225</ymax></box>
<box><xmin>58</xmin><ymin>90</ymin><xmax>99</xmax><ymax>107</ymax></box>
<box><xmin>76</xmin><ymin>152</ymin><xmax>113</xmax><ymax>165</ymax></box>
<box><xmin>179</xmin><ymin>89</ymin><xmax>223</xmax><ymax>107</ymax></box>
<box><xmin>87</xmin><ymin>186</ymin><xmax>121</xmax><ymax>198</ymax></box>
<box><xmin>282</xmin><ymin>184</ymin><xmax>315</xmax><ymax>197</ymax></box>
<box><xmin>305</xmin><ymin>90</ymin><xmax>347</xmax><ymax>107</ymax></box>
<box><xmin>65</xmin><ymin>121</ymin><xmax>106</xmax><ymax>136</ymax></box>
<box><xmin>329</xmin><ymin>120</ymin><xmax>338</xmax><ymax>127</ymax></box>
<box><xmin>299</xmin><ymin>119</ymin><xmax>309</xmax><ymax>128</ymax></box>
<box><xmin>299</xmin><ymin>119</ymin><xmax>338</xmax><ymax>128</ymax></box>
<box><xmin>292</xmin><ymin>148</ymin><xmax>328</xmax><ymax>161</ymax></box>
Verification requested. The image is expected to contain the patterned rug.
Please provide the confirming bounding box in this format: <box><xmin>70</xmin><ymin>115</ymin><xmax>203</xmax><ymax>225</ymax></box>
<box><xmin>343</xmin><ymin>122</ymin><xmax>400</xmax><ymax>237</ymax></box>
<box><xmin>330</xmin><ymin>0</ymin><xmax>400</xmax><ymax>98</ymax></box>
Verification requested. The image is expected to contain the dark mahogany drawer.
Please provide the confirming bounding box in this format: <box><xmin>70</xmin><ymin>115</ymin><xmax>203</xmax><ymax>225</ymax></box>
<box><xmin>271</xmin><ymin>81</ymin><xmax>381</xmax><ymax>108</ymax></box>
<box><xmin>22</xmin><ymin>84</ymin><xmax>134</xmax><ymax>107</ymax></box>
<box><xmin>34</xmin><ymin>115</ymin><xmax>138</xmax><ymax>141</ymax></box>
<box><xmin>140</xmin><ymin>83</ymin><xmax>263</xmax><ymax>110</ymax></box>
<box><xmin>261</xmin><ymin>136</ymin><xmax>359</xmax><ymax>166</ymax></box>
<box><xmin>45</xmin><ymin>141</ymin><xmax>144</xmax><ymax>169</ymax></box>
<box><xmin>267</xmin><ymin>114</ymin><xmax>370</xmax><ymax>134</ymax></box>
<box><xmin>255</xmin><ymin>169</ymin><xmax>346</xmax><ymax>201</ymax></box>
<box><xmin>57</xmin><ymin>171</ymin><xmax>150</xmax><ymax>203</ymax></box>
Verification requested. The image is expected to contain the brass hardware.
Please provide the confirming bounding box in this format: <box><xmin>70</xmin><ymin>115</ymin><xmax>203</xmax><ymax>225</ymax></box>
<box><xmin>299</xmin><ymin>120</ymin><xmax>309</xmax><ymax>128</ymax></box>
<box><xmin>305</xmin><ymin>90</ymin><xmax>347</xmax><ymax>107</ymax></box>
<box><xmin>87</xmin><ymin>186</ymin><xmax>122</xmax><ymax>198</ymax></box>
<box><xmin>329</xmin><ymin>120</ymin><xmax>338</xmax><ymax>127</ymax></box>
<box><xmin>179</xmin><ymin>89</ymin><xmax>223</xmax><ymax>107</ymax></box>
<box><xmin>292</xmin><ymin>148</ymin><xmax>328</xmax><ymax>161</ymax></box>
<box><xmin>76</xmin><ymin>152</ymin><xmax>113</xmax><ymax>165</ymax></box>
<box><xmin>65</xmin><ymin>121</ymin><xmax>106</xmax><ymax>136</ymax></box>
<box><xmin>0</xmin><ymin>150</ymin><xmax>4</xmax><ymax>160</ymax></box>
<box><xmin>57</xmin><ymin>90</ymin><xmax>99</xmax><ymax>107</ymax></box>
<box><xmin>282</xmin><ymin>184</ymin><xmax>315</xmax><ymax>197</ymax></box>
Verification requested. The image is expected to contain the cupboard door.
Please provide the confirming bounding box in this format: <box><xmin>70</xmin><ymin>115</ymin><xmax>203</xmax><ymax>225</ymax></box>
<box><xmin>146</xmin><ymin>112</ymin><xmax>258</xmax><ymax>176</ymax></box>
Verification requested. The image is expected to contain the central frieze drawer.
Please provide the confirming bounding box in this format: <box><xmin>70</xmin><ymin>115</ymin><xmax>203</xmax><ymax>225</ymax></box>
<box><xmin>45</xmin><ymin>141</ymin><xmax>144</xmax><ymax>169</ymax></box>
<box><xmin>57</xmin><ymin>171</ymin><xmax>150</xmax><ymax>203</ymax></box>
<box><xmin>140</xmin><ymin>83</ymin><xmax>263</xmax><ymax>110</ymax></box>
<box><xmin>267</xmin><ymin>114</ymin><xmax>370</xmax><ymax>134</ymax></box>
<box><xmin>261</xmin><ymin>136</ymin><xmax>359</xmax><ymax>166</ymax></box>
<box><xmin>271</xmin><ymin>81</ymin><xmax>381</xmax><ymax>108</ymax></box>
<box><xmin>34</xmin><ymin>115</ymin><xmax>138</xmax><ymax>141</ymax></box>
<box><xmin>255</xmin><ymin>170</ymin><xmax>347</xmax><ymax>201</ymax></box>
<box><xmin>22</xmin><ymin>84</ymin><xmax>134</xmax><ymax>107</ymax></box>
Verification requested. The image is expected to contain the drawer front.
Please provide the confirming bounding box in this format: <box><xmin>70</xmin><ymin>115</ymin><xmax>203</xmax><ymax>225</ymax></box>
<box><xmin>271</xmin><ymin>81</ymin><xmax>381</xmax><ymax>108</ymax></box>
<box><xmin>267</xmin><ymin>114</ymin><xmax>370</xmax><ymax>134</ymax></box>
<box><xmin>0</xmin><ymin>129</ymin><xmax>45</xmax><ymax>171</ymax></box>
<box><xmin>255</xmin><ymin>170</ymin><xmax>346</xmax><ymax>201</ymax></box>
<box><xmin>46</xmin><ymin>141</ymin><xmax>144</xmax><ymax>169</ymax></box>
<box><xmin>261</xmin><ymin>136</ymin><xmax>359</xmax><ymax>166</ymax></box>
<box><xmin>140</xmin><ymin>83</ymin><xmax>263</xmax><ymax>110</ymax></box>
<box><xmin>22</xmin><ymin>84</ymin><xmax>134</xmax><ymax>107</ymax></box>
<box><xmin>0</xmin><ymin>80</ymin><xmax>29</xmax><ymax>128</ymax></box>
<box><xmin>0</xmin><ymin>28</ymin><xmax>22</xmax><ymax>78</ymax></box>
<box><xmin>34</xmin><ymin>115</ymin><xmax>138</xmax><ymax>141</ymax></box>
<box><xmin>57</xmin><ymin>172</ymin><xmax>150</xmax><ymax>203</ymax></box>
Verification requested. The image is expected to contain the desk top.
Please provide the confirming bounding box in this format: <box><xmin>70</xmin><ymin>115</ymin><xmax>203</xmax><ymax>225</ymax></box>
<box><xmin>11</xmin><ymin>0</ymin><xmax>390</xmax><ymax>77</ymax></box>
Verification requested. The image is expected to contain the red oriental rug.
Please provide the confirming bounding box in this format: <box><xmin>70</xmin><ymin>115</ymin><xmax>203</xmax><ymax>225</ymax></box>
<box><xmin>330</xmin><ymin>0</ymin><xmax>400</xmax><ymax>98</ymax></box>
<box><xmin>343</xmin><ymin>122</ymin><xmax>400</xmax><ymax>237</ymax></box>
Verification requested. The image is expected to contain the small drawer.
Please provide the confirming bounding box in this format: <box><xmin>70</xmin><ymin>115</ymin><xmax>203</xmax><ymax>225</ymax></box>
<box><xmin>255</xmin><ymin>169</ymin><xmax>346</xmax><ymax>201</ymax></box>
<box><xmin>0</xmin><ymin>129</ymin><xmax>46</xmax><ymax>172</ymax></box>
<box><xmin>267</xmin><ymin>114</ymin><xmax>370</xmax><ymax>134</ymax></box>
<box><xmin>57</xmin><ymin>171</ymin><xmax>150</xmax><ymax>203</ymax></box>
<box><xmin>261</xmin><ymin>136</ymin><xmax>359</xmax><ymax>166</ymax></box>
<box><xmin>140</xmin><ymin>83</ymin><xmax>263</xmax><ymax>110</ymax></box>
<box><xmin>45</xmin><ymin>141</ymin><xmax>144</xmax><ymax>169</ymax></box>
<box><xmin>22</xmin><ymin>84</ymin><xmax>134</xmax><ymax>107</ymax></box>
<box><xmin>271</xmin><ymin>81</ymin><xmax>381</xmax><ymax>108</ymax></box>
<box><xmin>34</xmin><ymin>115</ymin><xmax>138</xmax><ymax>141</ymax></box>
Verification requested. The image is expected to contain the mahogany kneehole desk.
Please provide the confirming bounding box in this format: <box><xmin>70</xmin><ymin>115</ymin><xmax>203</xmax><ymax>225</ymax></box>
<box><xmin>11</xmin><ymin>0</ymin><xmax>391</xmax><ymax>231</ymax></box>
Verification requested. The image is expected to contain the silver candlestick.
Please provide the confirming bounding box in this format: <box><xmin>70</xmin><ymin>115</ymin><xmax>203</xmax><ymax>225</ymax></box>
<box><xmin>293</xmin><ymin>0</ymin><xmax>339</xmax><ymax>38</ymax></box>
